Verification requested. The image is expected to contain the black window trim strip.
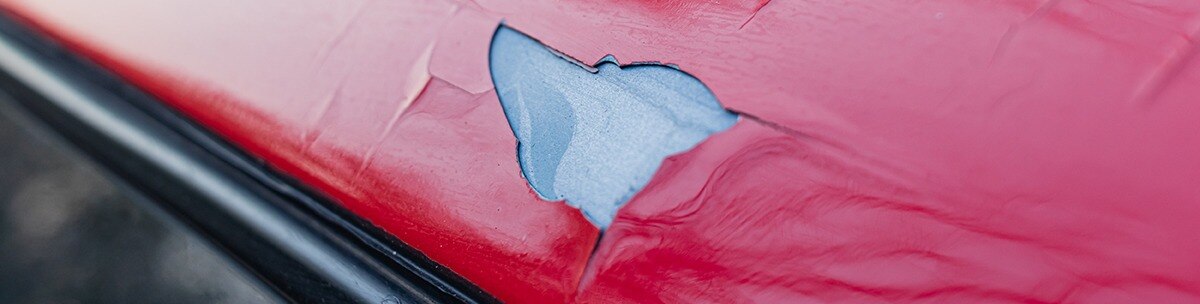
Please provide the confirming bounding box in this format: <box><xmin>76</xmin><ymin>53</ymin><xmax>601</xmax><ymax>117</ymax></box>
<box><xmin>0</xmin><ymin>11</ymin><xmax>497</xmax><ymax>304</ymax></box>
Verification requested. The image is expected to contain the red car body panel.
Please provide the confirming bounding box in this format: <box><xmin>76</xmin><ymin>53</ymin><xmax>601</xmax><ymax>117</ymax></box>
<box><xmin>3</xmin><ymin>0</ymin><xmax>1200</xmax><ymax>302</ymax></box>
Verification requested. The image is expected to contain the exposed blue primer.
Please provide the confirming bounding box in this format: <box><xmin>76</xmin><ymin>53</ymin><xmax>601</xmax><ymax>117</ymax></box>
<box><xmin>488</xmin><ymin>25</ymin><xmax>737</xmax><ymax>228</ymax></box>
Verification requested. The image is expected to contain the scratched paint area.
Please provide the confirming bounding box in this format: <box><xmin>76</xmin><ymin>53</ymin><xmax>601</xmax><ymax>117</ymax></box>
<box><xmin>489</xmin><ymin>26</ymin><xmax>738</xmax><ymax>228</ymax></box>
<box><xmin>2</xmin><ymin>0</ymin><xmax>1200</xmax><ymax>303</ymax></box>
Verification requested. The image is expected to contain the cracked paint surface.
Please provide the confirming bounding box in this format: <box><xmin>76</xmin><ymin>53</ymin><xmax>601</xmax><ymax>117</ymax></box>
<box><xmin>3</xmin><ymin>0</ymin><xmax>1200</xmax><ymax>303</ymax></box>
<box><xmin>489</xmin><ymin>26</ymin><xmax>736</xmax><ymax>228</ymax></box>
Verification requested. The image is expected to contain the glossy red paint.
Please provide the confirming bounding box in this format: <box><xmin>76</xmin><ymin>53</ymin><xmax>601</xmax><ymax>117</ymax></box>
<box><xmin>4</xmin><ymin>0</ymin><xmax>1200</xmax><ymax>302</ymax></box>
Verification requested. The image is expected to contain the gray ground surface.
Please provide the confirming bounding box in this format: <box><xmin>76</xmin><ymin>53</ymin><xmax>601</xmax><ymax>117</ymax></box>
<box><xmin>0</xmin><ymin>100</ymin><xmax>279</xmax><ymax>304</ymax></box>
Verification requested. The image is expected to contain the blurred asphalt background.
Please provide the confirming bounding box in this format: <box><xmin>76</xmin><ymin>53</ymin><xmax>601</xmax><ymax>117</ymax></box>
<box><xmin>0</xmin><ymin>100</ymin><xmax>277</xmax><ymax>304</ymax></box>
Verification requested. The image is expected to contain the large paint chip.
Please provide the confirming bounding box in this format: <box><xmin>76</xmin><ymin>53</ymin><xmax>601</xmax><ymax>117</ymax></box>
<box><xmin>489</xmin><ymin>25</ymin><xmax>737</xmax><ymax>228</ymax></box>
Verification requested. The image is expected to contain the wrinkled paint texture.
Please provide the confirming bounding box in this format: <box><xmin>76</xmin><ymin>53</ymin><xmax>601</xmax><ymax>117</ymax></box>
<box><xmin>489</xmin><ymin>26</ymin><xmax>737</xmax><ymax>228</ymax></box>
<box><xmin>2</xmin><ymin>0</ymin><xmax>1200</xmax><ymax>303</ymax></box>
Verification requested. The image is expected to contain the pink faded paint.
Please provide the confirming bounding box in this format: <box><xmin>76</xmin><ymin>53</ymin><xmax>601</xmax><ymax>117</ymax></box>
<box><xmin>3</xmin><ymin>0</ymin><xmax>1200</xmax><ymax>302</ymax></box>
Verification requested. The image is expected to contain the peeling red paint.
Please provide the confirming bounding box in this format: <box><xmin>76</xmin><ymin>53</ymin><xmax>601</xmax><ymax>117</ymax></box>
<box><xmin>3</xmin><ymin>0</ymin><xmax>1200</xmax><ymax>303</ymax></box>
